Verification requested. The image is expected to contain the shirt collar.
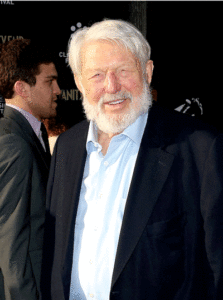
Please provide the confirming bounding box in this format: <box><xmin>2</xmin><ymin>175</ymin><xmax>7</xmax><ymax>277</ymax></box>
<box><xmin>86</xmin><ymin>112</ymin><xmax>148</xmax><ymax>152</ymax></box>
<box><xmin>6</xmin><ymin>104</ymin><xmax>41</xmax><ymax>138</ymax></box>
<box><xmin>123</xmin><ymin>112</ymin><xmax>148</xmax><ymax>145</ymax></box>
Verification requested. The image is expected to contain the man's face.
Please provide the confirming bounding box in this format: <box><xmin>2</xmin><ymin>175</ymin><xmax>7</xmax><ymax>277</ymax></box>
<box><xmin>76</xmin><ymin>40</ymin><xmax>153</xmax><ymax>134</ymax></box>
<box><xmin>27</xmin><ymin>63</ymin><xmax>61</xmax><ymax>120</ymax></box>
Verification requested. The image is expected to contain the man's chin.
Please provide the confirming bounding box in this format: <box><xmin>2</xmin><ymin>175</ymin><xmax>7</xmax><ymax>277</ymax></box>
<box><xmin>94</xmin><ymin>110</ymin><xmax>139</xmax><ymax>135</ymax></box>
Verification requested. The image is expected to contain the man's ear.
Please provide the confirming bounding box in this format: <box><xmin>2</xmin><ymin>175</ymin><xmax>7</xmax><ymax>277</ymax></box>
<box><xmin>13</xmin><ymin>81</ymin><xmax>30</xmax><ymax>98</ymax></box>
<box><xmin>145</xmin><ymin>60</ymin><xmax>154</xmax><ymax>85</ymax></box>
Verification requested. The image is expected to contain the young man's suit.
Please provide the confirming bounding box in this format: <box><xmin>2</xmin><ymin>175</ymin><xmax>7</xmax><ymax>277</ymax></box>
<box><xmin>0</xmin><ymin>106</ymin><xmax>50</xmax><ymax>299</ymax></box>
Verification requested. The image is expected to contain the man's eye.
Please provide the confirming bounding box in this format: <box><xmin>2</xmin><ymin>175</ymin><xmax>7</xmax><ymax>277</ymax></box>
<box><xmin>120</xmin><ymin>69</ymin><xmax>129</xmax><ymax>76</ymax></box>
<box><xmin>91</xmin><ymin>73</ymin><xmax>102</xmax><ymax>80</ymax></box>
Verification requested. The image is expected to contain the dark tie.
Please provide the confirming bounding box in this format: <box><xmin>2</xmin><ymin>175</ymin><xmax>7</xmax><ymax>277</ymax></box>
<box><xmin>40</xmin><ymin>122</ymin><xmax>51</xmax><ymax>163</ymax></box>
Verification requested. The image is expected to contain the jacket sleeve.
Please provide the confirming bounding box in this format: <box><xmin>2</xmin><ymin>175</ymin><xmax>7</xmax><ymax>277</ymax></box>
<box><xmin>200</xmin><ymin>133</ymin><xmax>223</xmax><ymax>299</ymax></box>
<box><xmin>0</xmin><ymin>134</ymin><xmax>38</xmax><ymax>300</ymax></box>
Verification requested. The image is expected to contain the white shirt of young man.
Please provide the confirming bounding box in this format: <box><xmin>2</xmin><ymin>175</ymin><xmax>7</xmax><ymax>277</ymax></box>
<box><xmin>69</xmin><ymin>112</ymin><xmax>148</xmax><ymax>300</ymax></box>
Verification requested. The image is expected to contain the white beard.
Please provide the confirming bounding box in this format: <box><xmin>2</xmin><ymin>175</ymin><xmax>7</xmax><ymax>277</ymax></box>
<box><xmin>82</xmin><ymin>81</ymin><xmax>153</xmax><ymax>134</ymax></box>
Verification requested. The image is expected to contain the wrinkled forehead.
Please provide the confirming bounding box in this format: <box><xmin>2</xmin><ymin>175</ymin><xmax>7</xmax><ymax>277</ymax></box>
<box><xmin>80</xmin><ymin>40</ymin><xmax>141</xmax><ymax>73</ymax></box>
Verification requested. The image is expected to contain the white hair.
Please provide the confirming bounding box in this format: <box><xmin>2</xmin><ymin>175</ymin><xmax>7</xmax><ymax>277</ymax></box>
<box><xmin>68</xmin><ymin>19</ymin><xmax>151</xmax><ymax>78</ymax></box>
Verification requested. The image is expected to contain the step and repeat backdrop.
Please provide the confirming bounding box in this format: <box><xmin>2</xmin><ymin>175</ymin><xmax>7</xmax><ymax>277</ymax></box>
<box><xmin>0</xmin><ymin>1</ymin><xmax>222</xmax><ymax>131</ymax></box>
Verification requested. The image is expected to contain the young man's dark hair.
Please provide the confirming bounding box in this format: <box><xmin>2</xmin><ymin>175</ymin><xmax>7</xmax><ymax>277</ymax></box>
<box><xmin>0</xmin><ymin>39</ymin><xmax>58</xmax><ymax>98</ymax></box>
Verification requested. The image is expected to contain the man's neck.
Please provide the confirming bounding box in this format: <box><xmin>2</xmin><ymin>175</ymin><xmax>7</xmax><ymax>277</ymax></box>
<box><xmin>98</xmin><ymin>129</ymin><xmax>120</xmax><ymax>156</ymax></box>
<box><xmin>6</xmin><ymin>97</ymin><xmax>41</xmax><ymax>121</ymax></box>
<box><xmin>6</xmin><ymin>98</ymin><xmax>29</xmax><ymax>113</ymax></box>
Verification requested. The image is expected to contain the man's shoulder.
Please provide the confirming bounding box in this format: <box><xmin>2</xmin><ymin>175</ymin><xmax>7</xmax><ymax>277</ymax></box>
<box><xmin>58</xmin><ymin>119</ymin><xmax>89</xmax><ymax>144</ymax></box>
<box><xmin>0</xmin><ymin>132</ymin><xmax>33</xmax><ymax>165</ymax></box>
<box><xmin>0</xmin><ymin>116</ymin><xmax>22</xmax><ymax>137</ymax></box>
<box><xmin>0</xmin><ymin>110</ymin><xmax>38</xmax><ymax>158</ymax></box>
<box><xmin>0</xmin><ymin>107</ymin><xmax>28</xmax><ymax>136</ymax></box>
<box><xmin>146</xmin><ymin>103</ymin><xmax>221</xmax><ymax>150</ymax></box>
<box><xmin>150</xmin><ymin>102</ymin><xmax>219</xmax><ymax>136</ymax></box>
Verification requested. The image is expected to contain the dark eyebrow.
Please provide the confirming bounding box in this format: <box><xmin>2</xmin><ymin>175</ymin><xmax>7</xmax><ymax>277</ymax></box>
<box><xmin>46</xmin><ymin>75</ymin><xmax>58</xmax><ymax>80</ymax></box>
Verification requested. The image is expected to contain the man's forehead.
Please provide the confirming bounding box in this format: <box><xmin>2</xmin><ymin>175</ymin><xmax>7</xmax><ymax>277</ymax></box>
<box><xmin>81</xmin><ymin>41</ymin><xmax>138</xmax><ymax>70</ymax></box>
<box><xmin>38</xmin><ymin>63</ymin><xmax>58</xmax><ymax>77</ymax></box>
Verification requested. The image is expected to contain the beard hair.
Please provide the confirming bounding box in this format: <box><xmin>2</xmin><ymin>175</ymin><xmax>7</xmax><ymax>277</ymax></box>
<box><xmin>81</xmin><ymin>80</ymin><xmax>153</xmax><ymax>134</ymax></box>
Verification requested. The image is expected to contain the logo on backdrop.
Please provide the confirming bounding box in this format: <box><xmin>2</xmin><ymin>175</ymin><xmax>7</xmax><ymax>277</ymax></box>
<box><xmin>59</xmin><ymin>22</ymin><xmax>87</xmax><ymax>64</ymax></box>
<box><xmin>0</xmin><ymin>36</ymin><xmax>23</xmax><ymax>43</ymax></box>
<box><xmin>1</xmin><ymin>0</ymin><xmax>14</xmax><ymax>4</ymax></box>
<box><xmin>61</xmin><ymin>89</ymin><xmax>82</xmax><ymax>101</ymax></box>
<box><xmin>175</xmin><ymin>98</ymin><xmax>203</xmax><ymax>117</ymax></box>
<box><xmin>59</xmin><ymin>22</ymin><xmax>87</xmax><ymax>101</ymax></box>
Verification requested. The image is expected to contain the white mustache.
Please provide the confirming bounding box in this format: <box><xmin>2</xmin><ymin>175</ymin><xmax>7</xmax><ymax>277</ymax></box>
<box><xmin>99</xmin><ymin>91</ymin><xmax>133</xmax><ymax>105</ymax></box>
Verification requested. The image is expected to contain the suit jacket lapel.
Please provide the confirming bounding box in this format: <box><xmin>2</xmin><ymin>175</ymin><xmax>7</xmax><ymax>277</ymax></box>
<box><xmin>112</xmin><ymin>104</ymin><xmax>176</xmax><ymax>287</ymax></box>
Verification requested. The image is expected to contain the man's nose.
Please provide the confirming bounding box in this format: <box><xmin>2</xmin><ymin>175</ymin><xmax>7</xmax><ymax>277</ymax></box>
<box><xmin>104</xmin><ymin>72</ymin><xmax>121</xmax><ymax>94</ymax></box>
<box><xmin>54</xmin><ymin>82</ymin><xmax>61</xmax><ymax>96</ymax></box>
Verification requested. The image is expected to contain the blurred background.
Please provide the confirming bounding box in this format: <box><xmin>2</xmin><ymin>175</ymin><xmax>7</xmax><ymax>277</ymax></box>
<box><xmin>1</xmin><ymin>1</ymin><xmax>222</xmax><ymax>131</ymax></box>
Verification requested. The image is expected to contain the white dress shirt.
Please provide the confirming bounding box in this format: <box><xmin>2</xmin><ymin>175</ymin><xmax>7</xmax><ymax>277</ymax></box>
<box><xmin>69</xmin><ymin>112</ymin><xmax>148</xmax><ymax>300</ymax></box>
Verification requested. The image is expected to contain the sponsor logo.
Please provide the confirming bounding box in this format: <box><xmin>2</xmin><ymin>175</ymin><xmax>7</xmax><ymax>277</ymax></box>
<box><xmin>61</xmin><ymin>89</ymin><xmax>82</xmax><ymax>101</ymax></box>
<box><xmin>0</xmin><ymin>36</ymin><xmax>23</xmax><ymax>43</ymax></box>
<box><xmin>175</xmin><ymin>98</ymin><xmax>203</xmax><ymax>116</ymax></box>
<box><xmin>59</xmin><ymin>22</ymin><xmax>86</xmax><ymax>64</ymax></box>
<box><xmin>1</xmin><ymin>0</ymin><xmax>14</xmax><ymax>4</ymax></box>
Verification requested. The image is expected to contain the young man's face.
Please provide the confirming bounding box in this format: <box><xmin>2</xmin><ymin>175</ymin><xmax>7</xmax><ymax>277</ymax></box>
<box><xmin>27</xmin><ymin>63</ymin><xmax>61</xmax><ymax>120</ymax></box>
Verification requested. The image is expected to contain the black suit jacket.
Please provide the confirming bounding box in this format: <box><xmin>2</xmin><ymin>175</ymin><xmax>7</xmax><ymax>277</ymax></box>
<box><xmin>0</xmin><ymin>106</ymin><xmax>50</xmax><ymax>300</ymax></box>
<box><xmin>42</xmin><ymin>103</ymin><xmax>223</xmax><ymax>300</ymax></box>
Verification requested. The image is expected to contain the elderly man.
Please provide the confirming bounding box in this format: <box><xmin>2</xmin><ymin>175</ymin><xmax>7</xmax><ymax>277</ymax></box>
<box><xmin>42</xmin><ymin>19</ymin><xmax>223</xmax><ymax>300</ymax></box>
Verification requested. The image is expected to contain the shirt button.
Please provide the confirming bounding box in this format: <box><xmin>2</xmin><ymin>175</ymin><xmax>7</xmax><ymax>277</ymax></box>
<box><xmin>89</xmin><ymin>293</ymin><xmax>94</xmax><ymax>298</ymax></box>
<box><xmin>104</xmin><ymin>161</ymin><xmax>109</xmax><ymax>166</ymax></box>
